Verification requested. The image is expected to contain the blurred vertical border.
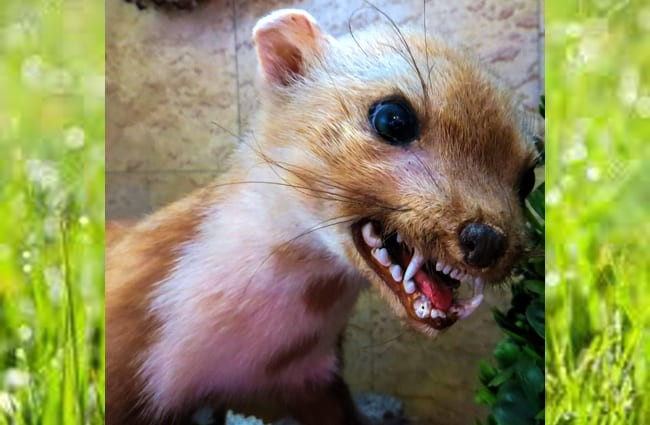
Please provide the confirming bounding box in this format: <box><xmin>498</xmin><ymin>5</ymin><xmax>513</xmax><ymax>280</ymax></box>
<box><xmin>546</xmin><ymin>0</ymin><xmax>650</xmax><ymax>424</ymax></box>
<box><xmin>0</xmin><ymin>0</ymin><xmax>104</xmax><ymax>424</ymax></box>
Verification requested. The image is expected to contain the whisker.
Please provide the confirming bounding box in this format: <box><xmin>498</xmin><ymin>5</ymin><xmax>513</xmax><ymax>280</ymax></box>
<box><xmin>362</xmin><ymin>0</ymin><xmax>430</xmax><ymax>111</ymax></box>
<box><xmin>423</xmin><ymin>0</ymin><xmax>432</xmax><ymax>91</ymax></box>
<box><xmin>348</xmin><ymin>6</ymin><xmax>372</xmax><ymax>58</ymax></box>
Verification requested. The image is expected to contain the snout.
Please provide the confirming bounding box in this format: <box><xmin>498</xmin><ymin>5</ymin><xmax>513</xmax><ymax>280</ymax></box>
<box><xmin>459</xmin><ymin>223</ymin><xmax>507</xmax><ymax>268</ymax></box>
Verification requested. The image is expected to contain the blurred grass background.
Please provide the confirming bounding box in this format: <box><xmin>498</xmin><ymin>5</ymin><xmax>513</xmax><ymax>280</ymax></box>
<box><xmin>546</xmin><ymin>0</ymin><xmax>650</xmax><ymax>424</ymax></box>
<box><xmin>0</xmin><ymin>0</ymin><xmax>104</xmax><ymax>424</ymax></box>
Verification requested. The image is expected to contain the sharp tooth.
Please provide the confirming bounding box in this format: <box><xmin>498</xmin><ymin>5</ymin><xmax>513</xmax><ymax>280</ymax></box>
<box><xmin>371</xmin><ymin>248</ymin><xmax>391</xmax><ymax>267</ymax></box>
<box><xmin>430</xmin><ymin>308</ymin><xmax>445</xmax><ymax>319</ymax></box>
<box><xmin>473</xmin><ymin>277</ymin><xmax>485</xmax><ymax>295</ymax></box>
<box><xmin>443</xmin><ymin>265</ymin><xmax>452</xmax><ymax>275</ymax></box>
<box><xmin>450</xmin><ymin>269</ymin><xmax>460</xmax><ymax>279</ymax></box>
<box><xmin>389</xmin><ymin>264</ymin><xmax>403</xmax><ymax>282</ymax></box>
<box><xmin>404</xmin><ymin>249</ymin><xmax>425</xmax><ymax>282</ymax></box>
<box><xmin>362</xmin><ymin>222</ymin><xmax>383</xmax><ymax>248</ymax></box>
<box><xmin>453</xmin><ymin>294</ymin><xmax>484</xmax><ymax>319</ymax></box>
<box><xmin>435</xmin><ymin>261</ymin><xmax>444</xmax><ymax>271</ymax></box>
<box><xmin>403</xmin><ymin>279</ymin><xmax>416</xmax><ymax>294</ymax></box>
<box><xmin>396</xmin><ymin>233</ymin><xmax>403</xmax><ymax>244</ymax></box>
<box><xmin>457</xmin><ymin>272</ymin><xmax>466</xmax><ymax>281</ymax></box>
<box><xmin>413</xmin><ymin>296</ymin><xmax>431</xmax><ymax>319</ymax></box>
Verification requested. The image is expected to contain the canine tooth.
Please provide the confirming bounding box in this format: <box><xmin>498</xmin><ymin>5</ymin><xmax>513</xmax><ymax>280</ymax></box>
<box><xmin>396</xmin><ymin>233</ymin><xmax>403</xmax><ymax>244</ymax></box>
<box><xmin>372</xmin><ymin>248</ymin><xmax>391</xmax><ymax>267</ymax></box>
<box><xmin>389</xmin><ymin>264</ymin><xmax>403</xmax><ymax>282</ymax></box>
<box><xmin>413</xmin><ymin>296</ymin><xmax>432</xmax><ymax>319</ymax></box>
<box><xmin>404</xmin><ymin>250</ymin><xmax>425</xmax><ymax>282</ymax></box>
<box><xmin>450</xmin><ymin>269</ymin><xmax>460</xmax><ymax>279</ymax></box>
<box><xmin>435</xmin><ymin>261</ymin><xmax>444</xmax><ymax>271</ymax></box>
<box><xmin>403</xmin><ymin>279</ymin><xmax>416</xmax><ymax>294</ymax></box>
<box><xmin>455</xmin><ymin>294</ymin><xmax>484</xmax><ymax>319</ymax></box>
<box><xmin>362</xmin><ymin>222</ymin><xmax>383</xmax><ymax>248</ymax></box>
<box><xmin>430</xmin><ymin>308</ymin><xmax>445</xmax><ymax>319</ymax></box>
<box><xmin>443</xmin><ymin>265</ymin><xmax>452</xmax><ymax>275</ymax></box>
<box><xmin>473</xmin><ymin>277</ymin><xmax>485</xmax><ymax>295</ymax></box>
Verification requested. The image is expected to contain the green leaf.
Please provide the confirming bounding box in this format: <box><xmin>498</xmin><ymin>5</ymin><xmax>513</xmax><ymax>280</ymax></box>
<box><xmin>527</xmin><ymin>183</ymin><xmax>545</xmax><ymax>220</ymax></box>
<box><xmin>525</xmin><ymin>299</ymin><xmax>545</xmax><ymax>338</ymax></box>
<box><xmin>493</xmin><ymin>381</ymin><xmax>539</xmax><ymax>425</ymax></box>
<box><xmin>476</xmin><ymin>387</ymin><xmax>498</xmax><ymax>406</ymax></box>
<box><xmin>523</xmin><ymin>279</ymin><xmax>544</xmax><ymax>295</ymax></box>
<box><xmin>493</xmin><ymin>341</ymin><xmax>521</xmax><ymax>368</ymax></box>
<box><xmin>488</xmin><ymin>368</ymin><xmax>515</xmax><ymax>388</ymax></box>
<box><xmin>479</xmin><ymin>361</ymin><xmax>498</xmax><ymax>384</ymax></box>
<box><xmin>514</xmin><ymin>358</ymin><xmax>544</xmax><ymax>396</ymax></box>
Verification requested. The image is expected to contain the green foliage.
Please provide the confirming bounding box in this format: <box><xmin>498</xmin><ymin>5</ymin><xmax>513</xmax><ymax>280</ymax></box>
<box><xmin>545</xmin><ymin>1</ymin><xmax>650</xmax><ymax>424</ymax></box>
<box><xmin>0</xmin><ymin>1</ymin><xmax>104</xmax><ymax>424</ymax></box>
<box><xmin>475</xmin><ymin>176</ymin><xmax>545</xmax><ymax>425</ymax></box>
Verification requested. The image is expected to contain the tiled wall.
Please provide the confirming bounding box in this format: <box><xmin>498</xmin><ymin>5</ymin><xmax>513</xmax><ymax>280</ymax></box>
<box><xmin>106</xmin><ymin>0</ymin><xmax>543</xmax><ymax>423</ymax></box>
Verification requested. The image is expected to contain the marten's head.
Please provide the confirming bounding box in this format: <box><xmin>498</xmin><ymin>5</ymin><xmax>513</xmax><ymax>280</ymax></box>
<box><xmin>252</xmin><ymin>9</ymin><xmax>543</xmax><ymax>335</ymax></box>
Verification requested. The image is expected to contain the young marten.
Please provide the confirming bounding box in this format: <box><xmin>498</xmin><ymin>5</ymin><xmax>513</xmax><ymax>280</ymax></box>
<box><xmin>106</xmin><ymin>8</ymin><xmax>542</xmax><ymax>425</ymax></box>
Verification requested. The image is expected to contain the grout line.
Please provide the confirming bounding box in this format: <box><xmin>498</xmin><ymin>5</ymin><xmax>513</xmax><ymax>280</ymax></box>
<box><xmin>232</xmin><ymin>0</ymin><xmax>243</xmax><ymax>137</ymax></box>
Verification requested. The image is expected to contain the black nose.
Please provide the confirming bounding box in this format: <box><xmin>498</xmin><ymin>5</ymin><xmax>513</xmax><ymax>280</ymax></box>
<box><xmin>459</xmin><ymin>223</ymin><xmax>507</xmax><ymax>268</ymax></box>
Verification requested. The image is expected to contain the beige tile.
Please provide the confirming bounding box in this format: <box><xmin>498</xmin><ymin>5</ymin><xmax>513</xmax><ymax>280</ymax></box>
<box><xmin>106</xmin><ymin>0</ymin><xmax>239</xmax><ymax>172</ymax></box>
<box><xmin>366</xmin><ymin>289</ymin><xmax>509</xmax><ymax>425</ymax></box>
<box><xmin>148</xmin><ymin>171</ymin><xmax>222</xmax><ymax>210</ymax></box>
<box><xmin>343</xmin><ymin>290</ymin><xmax>374</xmax><ymax>392</ymax></box>
<box><xmin>106</xmin><ymin>171</ymin><xmax>220</xmax><ymax>220</ymax></box>
<box><xmin>106</xmin><ymin>171</ymin><xmax>153</xmax><ymax>220</ymax></box>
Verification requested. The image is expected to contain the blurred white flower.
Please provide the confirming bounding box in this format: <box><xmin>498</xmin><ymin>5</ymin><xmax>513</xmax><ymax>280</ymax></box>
<box><xmin>564</xmin><ymin>143</ymin><xmax>587</xmax><ymax>162</ymax></box>
<box><xmin>586</xmin><ymin>165</ymin><xmax>601</xmax><ymax>181</ymax></box>
<box><xmin>64</xmin><ymin>126</ymin><xmax>85</xmax><ymax>149</ymax></box>
<box><xmin>546</xmin><ymin>188</ymin><xmax>562</xmax><ymax>206</ymax></box>
<box><xmin>20</xmin><ymin>55</ymin><xmax>43</xmax><ymax>88</ymax></box>
<box><xmin>4</xmin><ymin>369</ymin><xmax>30</xmax><ymax>390</ymax></box>
<box><xmin>44</xmin><ymin>266</ymin><xmax>63</xmax><ymax>302</ymax></box>
<box><xmin>79</xmin><ymin>215</ymin><xmax>90</xmax><ymax>226</ymax></box>
<box><xmin>546</xmin><ymin>271</ymin><xmax>561</xmax><ymax>287</ymax></box>
<box><xmin>22</xmin><ymin>264</ymin><xmax>32</xmax><ymax>274</ymax></box>
<box><xmin>3</xmin><ymin>19</ymin><xmax>37</xmax><ymax>48</ymax></box>
<box><xmin>25</xmin><ymin>160</ymin><xmax>60</xmax><ymax>191</ymax></box>
<box><xmin>43</xmin><ymin>216</ymin><xmax>59</xmax><ymax>240</ymax></box>
<box><xmin>17</xmin><ymin>325</ymin><xmax>33</xmax><ymax>342</ymax></box>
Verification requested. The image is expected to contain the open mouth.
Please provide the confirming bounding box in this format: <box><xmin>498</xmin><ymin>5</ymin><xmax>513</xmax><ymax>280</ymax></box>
<box><xmin>352</xmin><ymin>220</ymin><xmax>485</xmax><ymax>330</ymax></box>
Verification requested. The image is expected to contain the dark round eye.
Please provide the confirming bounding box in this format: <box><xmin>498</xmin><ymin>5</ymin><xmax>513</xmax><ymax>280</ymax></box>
<box><xmin>519</xmin><ymin>167</ymin><xmax>536</xmax><ymax>201</ymax></box>
<box><xmin>368</xmin><ymin>100</ymin><xmax>419</xmax><ymax>145</ymax></box>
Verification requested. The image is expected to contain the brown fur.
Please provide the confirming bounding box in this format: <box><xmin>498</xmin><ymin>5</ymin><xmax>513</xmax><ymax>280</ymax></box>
<box><xmin>265</xmin><ymin>332</ymin><xmax>321</xmax><ymax>374</ymax></box>
<box><xmin>303</xmin><ymin>275</ymin><xmax>349</xmax><ymax>315</ymax></box>
<box><xmin>106</xmin><ymin>186</ymin><xmax>215</xmax><ymax>424</ymax></box>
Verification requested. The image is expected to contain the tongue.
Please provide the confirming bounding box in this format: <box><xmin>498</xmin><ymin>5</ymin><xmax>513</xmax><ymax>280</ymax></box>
<box><xmin>414</xmin><ymin>269</ymin><xmax>453</xmax><ymax>311</ymax></box>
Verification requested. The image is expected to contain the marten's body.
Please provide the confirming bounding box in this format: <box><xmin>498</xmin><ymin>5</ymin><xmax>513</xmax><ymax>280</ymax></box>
<box><xmin>106</xmin><ymin>9</ymin><xmax>541</xmax><ymax>425</ymax></box>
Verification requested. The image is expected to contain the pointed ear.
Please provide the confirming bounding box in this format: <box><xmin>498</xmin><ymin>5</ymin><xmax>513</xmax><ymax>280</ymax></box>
<box><xmin>252</xmin><ymin>9</ymin><xmax>332</xmax><ymax>86</ymax></box>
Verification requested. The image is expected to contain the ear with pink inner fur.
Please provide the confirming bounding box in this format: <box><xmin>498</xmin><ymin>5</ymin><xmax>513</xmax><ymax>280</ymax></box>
<box><xmin>252</xmin><ymin>9</ymin><xmax>331</xmax><ymax>86</ymax></box>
